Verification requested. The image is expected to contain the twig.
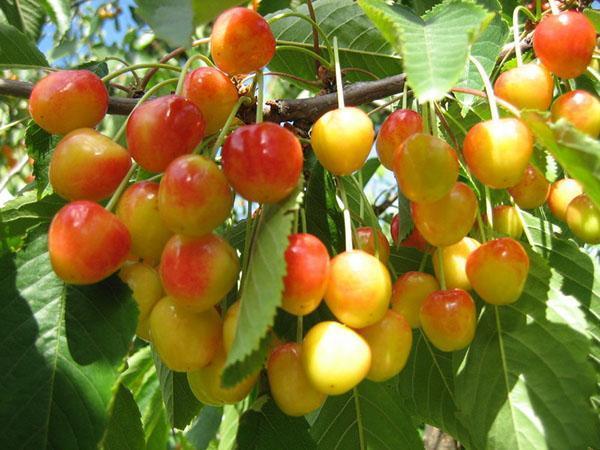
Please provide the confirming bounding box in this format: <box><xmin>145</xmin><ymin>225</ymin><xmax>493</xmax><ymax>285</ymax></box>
<box><xmin>0</xmin><ymin>155</ymin><xmax>29</xmax><ymax>193</ymax></box>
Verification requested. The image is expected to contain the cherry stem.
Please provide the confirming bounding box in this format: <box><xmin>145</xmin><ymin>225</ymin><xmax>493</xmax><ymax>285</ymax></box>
<box><xmin>300</xmin><ymin>207</ymin><xmax>307</xmax><ymax>233</ymax></box>
<box><xmin>436</xmin><ymin>248</ymin><xmax>447</xmax><ymax>290</ymax></box>
<box><xmin>275</xmin><ymin>45</ymin><xmax>332</xmax><ymax>69</ymax></box>
<box><xmin>511</xmin><ymin>199</ymin><xmax>535</xmax><ymax>248</ymax></box>
<box><xmin>512</xmin><ymin>7</ymin><xmax>524</xmax><ymax>66</ymax></box>
<box><xmin>210</xmin><ymin>96</ymin><xmax>252</xmax><ymax>159</ymax></box>
<box><xmin>337</xmin><ymin>177</ymin><xmax>353</xmax><ymax>252</ymax></box>
<box><xmin>101</xmin><ymin>63</ymin><xmax>181</xmax><ymax>83</ymax></box>
<box><xmin>104</xmin><ymin>56</ymin><xmax>141</xmax><ymax>85</ymax></box>
<box><xmin>475</xmin><ymin>206</ymin><xmax>487</xmax><ymax>243</ymax></box>
<box><xmin>587</xmin><ymin>66</ymin><xmax>600</xmax><ymax>84</ymax></box>
<box><xmin>296</xmin><ymin>315</ymin><xmax>303</xmax><ymax>343</ymax></box>
<box><xmin>468</xmin><ymin>55</ymin><xmax>500</xmax><ymax>121</ymax></box>
<box><xmin>402</xmin><ymin>78</ymin><xmax>409</xmax><ymax>110</ymax></box>
<box><xmin>105</xmin><ymin>163</ymin><xmax>138</xmax><ymax>212</ymax></box>
<box><xmin>418</xmin><ymin>252</ymin><xmax>428</xmax><ymax>272</ymax></box>
<box><xmin>0</xmin><ymin>117</ymin><xmax>27</xmax><ymax>133</ymax></box>
<box><xmin>547</xmin><ymin>0</ymin><xmax>560</xmax><ymax>15</ymax></box>
<box><xmin>428</xmin><ymin>101</ymin><xmax>437</xmax><ymax>137</ymax></box>
<box><xmin>255</xmin><ymin>69</ymin><xmax>265</xmax><ymax>123</ymax></box>
<box><xmin>367</xmin><ymin>94</ymin><xmax>403</xmax><ymax>116</ymax></box>
<box><xmin>333</xmin><ymin>37</ymin><xmax>345</xmax><ymax>109</ymax></box>
<box><xmin>175</xmin><ymin>54</ymin><xmax>214</xmax><ymax>96</ymax></box>
<box><xmin>485</xmin><ymin>186</ymin><xmax>494</xmax><ymax>230</ymax></box>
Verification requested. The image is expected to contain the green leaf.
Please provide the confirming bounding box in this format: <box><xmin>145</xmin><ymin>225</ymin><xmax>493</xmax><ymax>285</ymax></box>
<box><xmin>223</xmin><ymin>181</ymin><xmax>303</xmax><ymax>387</ymax></box>
<box><xmin>0</xmin><ymin>0</ymin><xmax>45</xmax><ymax>40</ymax></box>
<box><xmin>136</xmin><ymin>0</ymin><xmax>195</xmax><ymax>48</ymax></box>
<box><xmin>0</xmin><ymin>191</ymin><xmax>65</xmax><ymax>241</ymax></box>
<box><xmin>186</xmin><ymin>406</ymin><xmax>224</xmax><ymax>450</ymax></box>
<box><xmin>25</xmin><ymin>121</ymin><xmax>56</xmax><ymax>198</ymax></box>
<box><xmin>583</xmin><ymin>8</ymin><xmax>600</xmax><ymax>33</ymax></box>
<box><xmin>101</xmin><ymin>384</ymin><xmax>145</xmax><ymax>450</ymax></box>
<box><xmin>39</xmin><ymin>0</ymin><xmax>71</xmax><ymax>37</ymax></box>
<box><xmin>216</xmin><ymin>404</ymin><xmax>241</xmax><ymax>450</ymax></box>
<box><xmin>311</xmin><ymin>379</ymin><xmax>423</xmax><ymax>449</ymax></box>
<box><xmin>192</xmin><ymin>0</ymin><xmax>245</xmax><ymax>26</ymax></box>
<box><xmin>0</xmin><ymin>22</ymin><xmax>48</xmax><ymax>66</ymax></box>
<box><xmin>358</xmin><ymin>0</ymin><xmax>492</xmax><ymax>101</ymax></box>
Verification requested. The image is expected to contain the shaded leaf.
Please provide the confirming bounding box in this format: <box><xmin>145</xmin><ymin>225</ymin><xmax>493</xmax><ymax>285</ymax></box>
<box><xmin>101</xmin><ymin>384</ymin><xmax>145</xmax><ymax>450</ymax></box>
<box><xmin>186</xmin><ymin>406</ymin><xmax>224</xmax><ymax>450</ymax></box>
<box><xmin>0</xmin><ymin>0</ymin><xmax>45</xmax><ymax>40</ymax></box>
<box><xmin>136</xmin><ymin>0</ymin><xmax>195</xmax><ymax>48</ymax></box>
<box><xmin>25</xmin><ymin>121</ymin><xmax>56</xmax><ymax>198</ymax></box>
<box><xmin>0</xmin><ymin>190</ymin><xmax>64</xmax><ymax>241</ymax></box>
<box><xmin>0</xmin><ymin>22</ymin><xmax>48</xmax><ymax>66</ymax></box>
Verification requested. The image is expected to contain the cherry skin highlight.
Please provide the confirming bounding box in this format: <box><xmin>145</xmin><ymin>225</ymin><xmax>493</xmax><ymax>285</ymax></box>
<box><xmin>158</xmin><ymin>154</ymin><xmax>233</xmax><ymax>237</ymax></box>
<box><xmin>354</xmin><ymin>226</ymin><xmax>390</xmax><ymax>264</ymax></box>
<box><xmin>50</xmin><ymin>128</ymin><xmax>131</xmax><ymax>201</ymax></box>
<box><xmin>281</xmin><ymin>233</ymin><xmax>330</xmax><ymax>316</ymax></box>
<box><xmin>29</xmin><ymin>70</ymin><xmax>108</xmax><ymax>135</ymax></box>
<box><xmin>210</xmin><ymin>7</ymin><xmax>275</xmax><ymax>75</ymax></box>
<box><xmin>391</xmin><ymin>214</ymin><xmax>430</xmax><ymax>253</ymax></box>
<box><xmin>376</xmin><ymin>109</ymin><xmax>423</xmax><ymax>170</ymax></box>
<box><xmin>493</xmin><ymin>63</ymin><xmax>554</xmax><ymax>111</ymax></box>
<box><xmin>566</xmin><ymin>194</ymin><xmax>600</xmax><ymax>244</ymax></box>
<box><xmin>391</xmin><ymin>271</ymin><xmax>439</xmax><ymax>328</ymax></box>
<box><xmin>48</xmin><ymin>200</ymin><xmax>131</xmax><ymax>285</ymax></box>
<box><xmin>547</xmin><ymin>178</ymin><xmax>584</xmax><ymax>222</ymax></box>
<box><xmin>492</xmin><ymin>205</ymin><xmax>523</xmax><ymax>239</ymax></box>
<box><xmin>508</xmin><ymin>164</ymin><xmax>550</xmax><ymax>210</ymax></box>
<box><xmin>551</xmin><ymin>90</ymin><xmax>600</xmax><ymax>138</ymax></box>
<box><xmin>126</xmin><ymin>95</ymin><xmax>205</xmax><ymax>173</ymax></box>
<box><xmin>222</xmin><ymin>122</ymin><xmax>303</xmax><ymax>203</ymax></box>
<box><xmin>433</xmin><ymin>237</ymin><xmax>480</xmax><ymax>291</ymax></box>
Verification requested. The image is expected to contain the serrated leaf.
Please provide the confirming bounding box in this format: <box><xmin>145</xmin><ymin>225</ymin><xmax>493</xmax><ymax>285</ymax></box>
<box><xmin>77</xmin><ymin>60</ymin><xmax>110</xmax><ymax>78</ymax></box>
<box><xmin>359</xmin><ymin>0</ymin><xmax>492</xmax><ymax>101</ymax></box>
<box><xmin>186</xmin><ymin>406</ymin><xmax>223</xmax><ymax>450</ymax></box>
<box><xmin>217</xmin><ymin>404</ymin><xmax>241</xmax><ymax>450</ymax></box>
<box><xmin>101</xmin><ymin>384</ymin><xmax>145</xmax><ymax>450</ymax></box>
<box><xmin>25</xmin><ymin>121</ymin><xmax>57</xmax><ymax>198</ymax></box>
<box><xmin>0</xmin><ymin>22</ymin><xmax>48</xmax><ymax>67</ymax></box>
<box><xmin>0</xmin><ymin>191</ymin><xmax>64</xmax><ymax>241</ymax></box>
<box><xmin>39</xmin><ymin>0</ymin><xmax>71</xmax><ymax>37</ymax></box>
<box><xmin>0</xmin><ymin>0</ymin><xmax>45</xmax><ymax>40</ymax></box>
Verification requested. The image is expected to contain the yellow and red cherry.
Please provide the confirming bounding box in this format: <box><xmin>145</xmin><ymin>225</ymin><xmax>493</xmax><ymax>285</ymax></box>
<box><xmin>126</xmin><ymin>95</ymin><xmax>205</xmax><ymax>173</ymax></box>
<box><xmin>150</xmin><ymin>297</ymin><xmax>222</xmax><ymax>372</ymax></box>
<box><xmin>29</xmin><ymin>70</ymin><xmax>108</xmax><ymax>135</ymax></box>
<box><xmin>282</xmin><ymin>233</ymin><xmax>330</xmax><ymax>316</ymax></box>
<box><xmin>119</xmin><ymin>262</ymin><xmax>163</xmax><ymax>341</ymax></box>
<box><xmin>391</xmin><ymin>271</ymin><xmax>439</xmax><ymax>328</ymax></box>
<box><xmin>419</xmin><ymin>289</ymin><xmax>476</xmax><ymax>352</ymax></box>
<box><xmin>463</xmin><ymin>118</ymin><xmax>533</xmax><ymax>188</ymax></box>
<box><xmin>210</xmin><ymin>7</ymin><xmax>275</xmax><ymax>75</ymax></box>
<box><xmin>222</xmin><ymin>123</ymin><xmax>303</xmax><ymax>203</ymax></box>
<box><xmin>222</xmin><ymin>300</ymin><xmax>240</xmax><ymax>354</ymax></box>
<box><xmin>311</xmin><ymin>107</ymin><xmax>374</xmax><ymax>175</ymax></box>
<box><xmin>433</xmin><ymin>237</ymin><xmax>480</xmax><ymax>292</ymax></box>
<box><xmin>48</xmin><ymin>200</ymin><xmax>131</xmax><ymax>285</ymax></box>
<box><xmin>493</xmin><ymin>63</ymin><xmax>554</xmax><ymax>111</ymax></box>
<box><xmin>393</xmin><ymin>134</ymin><xmax>459</xmax><ymax>203</ymax></box>
<box><xmin>566</xmin><ymin>194</ymin><xmax>600</xmax><ymax>244</ymax></box>
<box><xmin>50</xmin><ymin>128</ymin><xmax>131</xmax><ymax>201</ymax></box>
<box><xmin>357</xmin><ymin>310</ymin><xmax>412</xmax><ymax>382</ymax></box>
<box><xmin>301</xmin><ymin>321</ymin><xmax>371</xmax><ymax>395</ymax></box>
<box><xmin>182</xmin><ymin>67</ymin><xmax>239</xmax><ymax>135</ymax></box>
<box><xmin>491</xmin><ymin>205</ymin><xmax>523</xmax><ymax>239</ymax></box>
<box><xmin>116</xmin><ymin>181</ymin><xmax>172</xmax><ymax>266</ymax></box>
<box><xmin>508</xmin><ymin>164</ymin><xmax>550</xmax><ymax>210</ymax></box>
<box><xmin>551</xmin><ymin>90</ymin><xmax>600</xmax><ymax>138</ymax></box>
<box><xmin>466</xmin><ymin>237</ymin><xmax>529</xmax><ymax>305</ymax></box>
<box><xmin>158</xmin><ymin>154</ymin><xmax>233</xmax><ymax>237</ymax></box>
<box><xmin>324</xmin><ymin>250</ymin><xmax>391</xmax><ymax>328</ymax></box>
<box><xmin>390</xmin><ymin>214</ymin><xmax>431</xmax><ymax>253</ymax></box>
<box><xmin>376</xmin><ymin>109</ymin><xmax>423</xmax><ymax>169</ymax></box>
<box><xmin>411</xmin><ymin>182</ymin><xmax>478</xmax><ymax>247</ymax></box>
<box><xmin>267</xmin><ymin>342</ymin><xmax>326</xmax><ymax>416</ymax></box>
<box><xmin>354</xmin><ymin>226</ymin><xmax>390</xmax><ymax>264</ymax></box>
<box><xmin>533</xmin><ymin>10</ymin><xmax>596</xmax><ymax>79</ymax></box>
<box><xmin>159</xmin><ymin>234</ymin><xmax>239</xmax><ymax>312</ymax></box>
<box><xmin>547</xmin><ymin>178</ymin><xmax>584</xmax><ymax>221</ymax></box>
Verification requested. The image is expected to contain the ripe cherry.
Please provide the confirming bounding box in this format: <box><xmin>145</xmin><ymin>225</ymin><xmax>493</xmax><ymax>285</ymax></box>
<box><xmin>548</xmin><ymin>178</ymin><xmax>583</xmax><ymax>221</ymax></box>
<box><xmin>466</xmin><ymin>237</ymin><xmax>529</xmax><ymax>305</ymax></box>
<box><xmin>310</xmin><ymin>107</ymin><xmax>374</xmax><ymax>175</ymax></box>
<box><xmin>158</xmin><ymin>155</ymin><xmax>233</xmax><ymax>237</ymax></box>
<box><xmin>508</xmin><ymin>164</ymin><xmax>550</xmax><ymax>210</ymax></box>
<box><xmin>419</xmin><ymin>289</ymin><xmax>476</xmax><ymax>352</ymax></box>
<box><xmin>391</xmin><ymin>214</ymin><xmax>430</xmax><ymax>253</ymax></box>
<box><xmin>210</xmin><ymin>7</ymin><xmax>275</xmax><ymax>75</ymax></box>
<box><xmin>222</xmin><ymin>122</ymin><xmax>303</xmax><ymax>203</ymax></box>
<box><xmin>463</xmin><ymin>118</ymin><xmax>533</xmax><ymax>188</ymax></box>
<box><xmin>282</xmin><ymin>233</ymin><xmax>330</xmax><ymax>316</ymax></box>
<box><xmin>391</xmin><ymin>271</ymin><xmax>439</xmax><ymax>328</ymax></box>
<box><xmin>432</xmin><ymin>237</ymin><xmax>480</xmax><ymax>291</ymax></box>
<box><xmin>223</xmin><ymin>300</ymin><xmax>240</xmax><ymax>354</ymax></box>
<box><xmin>357</xmin><ymin>310</ymin><xmax>412</xmax><ymax>382</ymax></box>
<box><xmin>159</xmin><ymin>234</ymin><xmax>239</xmax><ymax>312</ymax></box>
<box><xmin>301</xmin><ymin>321</ymin><xmax>371</xmax><ymax>395</ymax></box>
<box><xmin>49</xmin><ymin>201</ymin><xmax>131</xmax><ymax>285</ymax></box>
<box><xmin>267</xmin><ymin>342</ymin><xmax>326</xmax><ymax>416</ymax></box>
<box><xmin>182</xmin><ymin>67</ymin><xmax>239</xmax><ymax>135</ymax></box>
<box><xmin>493</xmin><ymin>63</ymin><xmax>554</xmax><ymax>111</ymax></box>
<box><xmin>394</xmin><ymin>134</ymin><xmax>459</xmax><ymax>203</ymax></box>
<box><xmin>566</xmin><ymin>194</ymin><xmax>600</xmax><ymax>244</ymax></box>
<box><xmin>551</xmin><ymin>90</ymin><xmax>600</xmax><ymax>138</ymax></box>
<box><xmin>126</xmin><ymin>95</ymin><xmax>205</xmax><ymax>173</ymax></box>
<box><xmin>324</xmin><ymin>250</ymin><xmax>391</xmax><ymax>328</ymax></box>
<box><xmin>533</xmin><ymin>10</ymin><xmax>596</xmax><ymax>79</ymax></box>
<box><xmin>354</xmin><ymin>226</ymin><xmax>390</xmax><ymax>264</ymax></box>
<box><xmin>491</xmin><ymin>205</ymin><xmax>523</xmax><ymax>239</ymax></box>
<box><xmin>50</xmin><ymin>128</ymin><xmax>131</xmax><ymax>201</ymax></box>
<box><xmin>29</xmin><ymin>70</ymin><xmax>108</xmax><ymax>135</ymax></box>
<box><xmin>376</xmin><ymin>109</ymin><xmax>423</xmax><ymax>170</ymax></box>
<box><xmin>116</xmin><ymin>181</ymin><xmax>172</xmax><ymax>266</ymax></box>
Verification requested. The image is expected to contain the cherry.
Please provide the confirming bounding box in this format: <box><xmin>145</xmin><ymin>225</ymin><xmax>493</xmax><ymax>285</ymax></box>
<box><xmin>159</xmin><ymin>234</ymin><xmax>239</xmax><ymax>312</ymax></box>
<box><xmin>222</xmin><ymin>122</ymin><xmax>303</xmax><ymax>203</ymax></box>
<box><xmin>119</xmin><ymin>262</ymin><xmax>163</xmax><ymax>341</ymax></box>
<box><xmin>466</xmin><ymin>237</ymin><xmax>529</xmax><ymax>305</ymax></box>
<box><xmin>533</xmin><ymin>11</ymin><xmax>596</xmax><ymax>79</ymax></box>
<box><xmin>126</xmin><ymin>95</ymin><xmax>205</xmax><ymax>173</ymax></box>
<box><xmin>116</xmin><ymin>181</ymin><xmax>172</xmax><ymax>266</ymax></box>
<box><xmin>566</xmin><ymin>194</ymin><xmax>600</xmax><ymax>244</ymax></box>
<box><xmin>150</xmin><ymin>297</ymin><xmax>222</xmax><ymax>371</ymax></box>
<box><xmin>29</xmin><ymin>70</ymin><xmax>108</xmax><ymax>135</ymax></box>
<box><xmin>223</xmin><ymin>300</ymin><xmax>240</xmax><ymax>354</ymax></box>
<box><xmin>354</xmin><ymin>226</ymin><xmax>390</xmax><ymax>264</ymax></box>
<box><xmin>50</xmin><ymin>128</ymin><xmax>131</xmax><ymax>201</ymax></box>
<box><xmin>393</xmin><ymin>134</ymin><xmax>459</xmax><ymax>203</ymax></box>
<box><xmin>210</xmin><ymin>7</ymin><xmax>275</xmax><ymax>75</ymax></box>
<box><xmin>390</xmin><ymin>214</ymin><xmax>430</xmax><ymax>253</ymax></box>
<box><xmin>508</xmin><ymin>163</ymin><xmax>550</xmax><ymax>210</ymax></box>
<box><xmin>432</xmin><ymin>237</ymin><xmax>480</xmax><ymax>291</ymax></box>
<box><xmin>463</xmin><ymin>118</ymin><xmax>533</xmax><ymax>188</ymax></box>
<box><xmin>547</xmin><ymin>178</ymin><xmax>583</xmax><ymax>221</ymax></box>
<box><xmin>357</xmin><ymin>310</ymin><xmax>412</xmax><ymax>382</ymax></box>
<box><xmin>419</xmin><ymin>289</ymin><xmax>476</xmax><ymax>352</ymax></box>
<box><xmin>493</xmin><ymin>63</ymin><xmax>554</xmax><ymax>111</ymax></box>
<box><xmin>390</xmin><ymin>271</ymin><xmax>439</xmax><ymax>328</ymax></box>
<box><xmin>324</xmin><ymin>250</ymin><xmax>391</xmax><ymax>328</ymax></box>
<box><xmin>182</xmin><ymin>67</ymin><xmax>239</xmax><ymax>135</ymax></box>
<box><xmin>301</xmin><ymin>321</ymin><xmax>371</xmax><ymax>395</ymax></box>
<box><xmin>310</xmin><ymin>107</ymin><xmax>374</xmax><ymax>175</ymax></box>
<box><xmin>158</xmin><ymin>154</ymin><xmax>233</xmax><ymax>237</ymax></box>
<box><xmin>551</xmin><ymin>90</ymin><xmax>600</xmax><ymax>138</ymax></box>
<box><xmin>411</xmin><ymin>182</ymin><xmax>478</xmax><ymax>247</ymax></box>
<box><xmin>48</xmin><ymin>200</ymin><xmax>131</xmax><ymax>285</ymax></box>
<box><xmin>376</xmin><ymin>109</ymin><xmax>423</xmax><ymax>170</ymax></box>
<box><xmin>267</xmin><ymin>342</ymin><xmax>326</xmax><ymax>416</ymax></box>
<box><xmin>491</xmin><ymin>205</ymin><xmax>523</xmax><ymax>239</ymax></box>
<box><xmin>281</xmin><ymin>233</ymin><xmax>330</xmax><ymax>316</ymax></box>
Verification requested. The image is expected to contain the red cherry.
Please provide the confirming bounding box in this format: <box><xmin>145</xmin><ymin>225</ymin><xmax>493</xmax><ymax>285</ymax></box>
<box><xmin>376</xmin><ymin>109</ymin><xmax>423</xmax><ymax>170</ymax></box>
<box><xmin>355</xmin><ymin>226</ymin><xmax>390</xmax><ymax>264</ymax></box>
<box><xmin>551</xmin><ymin>90</ymin><xmax>600</xmax><ymax>138</ymax></box>
<box><xmin>390</xmin><ymin>214</ymin><xmax>430</xmax><ymax>253</ymax></box>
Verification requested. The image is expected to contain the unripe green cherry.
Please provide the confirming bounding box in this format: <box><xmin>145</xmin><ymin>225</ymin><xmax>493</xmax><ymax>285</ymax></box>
<box><xmin>566</xmin><ymin>195</ymin><xmax>600</xmax><ymax>244</ymax></box>
<box><xmin>508</xmin><ymin>164</ymin><xmax>550</xmax><ymax>210</ymax></box>
<box><xmin>433</xmin><ymin>237</ymin><xmax>480</xmax><ymax>291</ymax></box>
<box><xmin>391</xmin><ymin>271</ymin><xmax>439</xmax><ymax>328</ymax></box>
<box><xmin>548</xmin><ymin>178</ymin><xmax>584</xmax><ymax>222</ymax></box>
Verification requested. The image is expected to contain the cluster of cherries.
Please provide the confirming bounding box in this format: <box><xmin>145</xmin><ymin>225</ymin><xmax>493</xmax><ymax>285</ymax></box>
<box><xmin>25</xmin><ymin>5</ymin><xmax>599</xmax><ymax>417</ymax></box>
